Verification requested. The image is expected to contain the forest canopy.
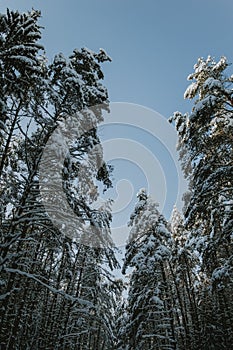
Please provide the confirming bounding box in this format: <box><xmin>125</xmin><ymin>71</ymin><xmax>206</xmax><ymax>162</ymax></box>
<box><xmin>0</xmin><ymin>9</ymin><xmax>232</xmax><ymax>350</ymax></box>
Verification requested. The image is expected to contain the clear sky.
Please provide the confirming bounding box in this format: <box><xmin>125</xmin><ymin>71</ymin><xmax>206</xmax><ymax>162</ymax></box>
<box><xmin>1</xmin><ymin>0</ymin><xmax>232</xmax><ymax>246</ymax></box>
<box><xmin>1</xmin><ymin>0</ymin><xmax>232</xmax><ymax>116</ymax></box>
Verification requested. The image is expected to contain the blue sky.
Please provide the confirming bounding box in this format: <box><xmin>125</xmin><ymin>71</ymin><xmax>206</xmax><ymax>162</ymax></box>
<box><xmin>1</xmin><ymin>0</ymin><xmax>232</xmax><ymax>117</ymax></box>
<box><xmin>1</xmin><ymin>0</ymin><xmax>232</xmax><ymax>242</ymax></box>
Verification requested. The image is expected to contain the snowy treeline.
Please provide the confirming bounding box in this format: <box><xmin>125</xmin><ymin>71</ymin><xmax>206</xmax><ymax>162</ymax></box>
<box><xmin>118</xmin><ymin>56</ymin><xmax>233</xmax><ymax>349</ymax></box>
<box><xmin>0</xmin><ymin>9</ymin><xmax>121</xmax><ymax>349</ymax></box>
<box><xmin>0</xmin><ymin>9</ymin><xmax>232</xmax><ymax>350</ymax></box>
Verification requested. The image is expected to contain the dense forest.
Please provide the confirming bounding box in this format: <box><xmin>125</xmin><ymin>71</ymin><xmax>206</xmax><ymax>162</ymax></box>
<box><xmin>0</xmin><ymin>9</ymin><xmax>232</xmax><ymax>349</ymax></box>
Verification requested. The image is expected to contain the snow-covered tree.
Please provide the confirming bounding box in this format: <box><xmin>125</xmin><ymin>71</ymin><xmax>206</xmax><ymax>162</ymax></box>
<box><xmin>122</xmin><ymin>189</ymin><xmax>176</xmax><ymax>349</ymax></box>
<box><xmin>169</xmin><ymin>206</ymin><xmax>201</xmax><ymax>350</ymax></box>
<box><xmin>170</xmin><ymin>56</ymin><xmax>233</xmax><ymax>349</ymax></box>
<box><xmin>0</xmin><ymin>9</ymin><xmax>118</xmax><ymax>349</ymax></box>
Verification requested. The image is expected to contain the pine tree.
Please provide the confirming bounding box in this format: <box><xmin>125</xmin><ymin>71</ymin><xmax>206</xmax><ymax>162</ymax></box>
<box><xmin>122</xmin><ymin>189</ymin><xmax>176</xmax><ymax>350</ymax></box>
<box><xmin>0</xmin><ymin>9</ymin><xmax>118</xmax><ymax>349</ymax></box>
<box><xmin>170</xmin><ymin>56</ymin><xmax>233</xmax><ymax>349</ymax></box>
<box><xmin>170</xmin><ymin>206</ymin><xmax>201</xmax><ymax>350</ymax></box>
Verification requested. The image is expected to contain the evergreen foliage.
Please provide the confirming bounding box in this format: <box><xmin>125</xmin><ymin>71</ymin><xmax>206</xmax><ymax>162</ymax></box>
<box><xmin>0</xmin><ymin>9</ymin><xmax>119</xmax><ymax>350</ymax></box>
<box><xmin>0</xmin><ymin>9</ymin><xmax>232</xmax><ymax>349</ymax></box>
